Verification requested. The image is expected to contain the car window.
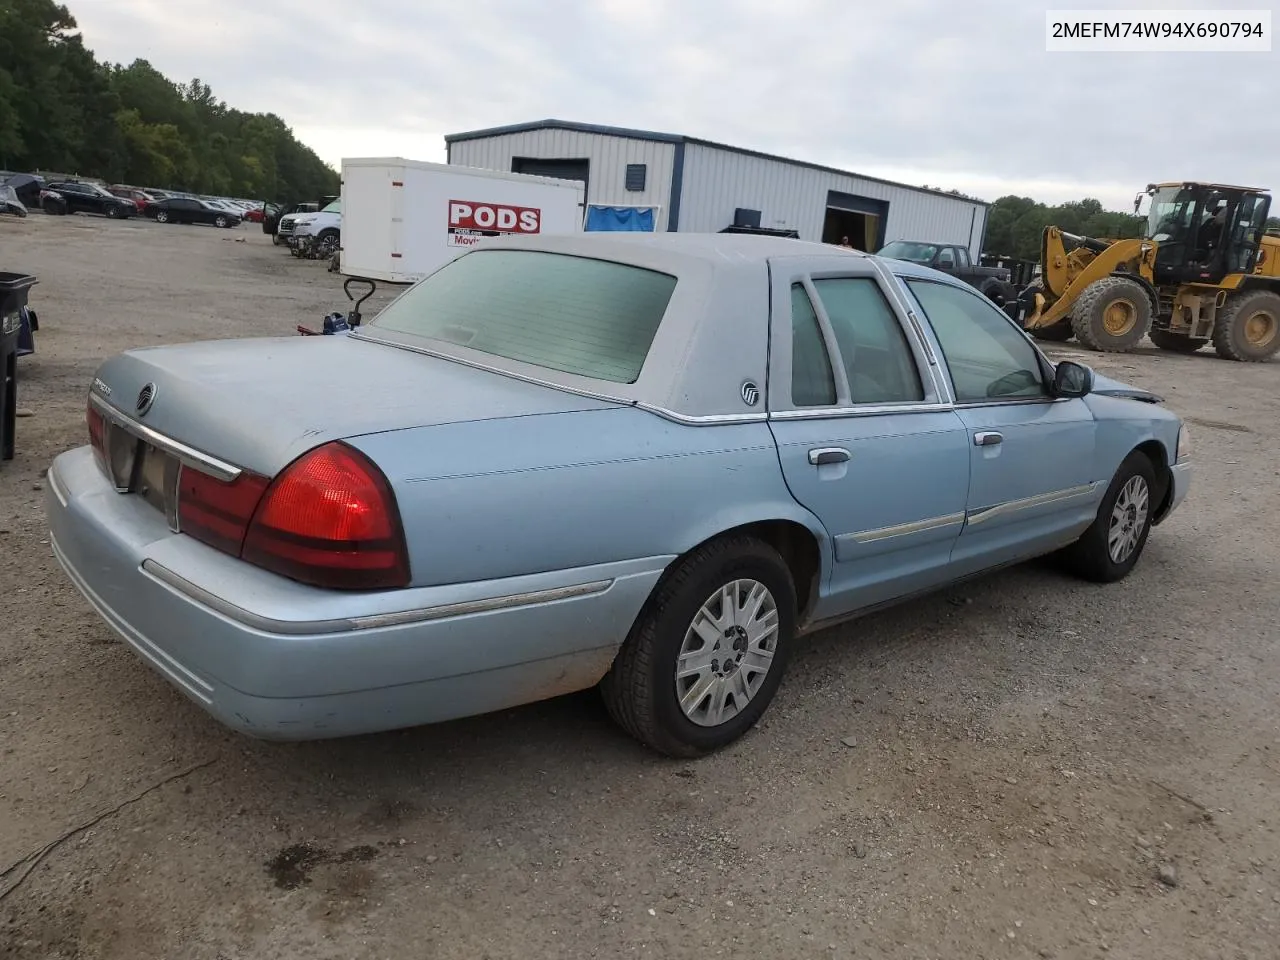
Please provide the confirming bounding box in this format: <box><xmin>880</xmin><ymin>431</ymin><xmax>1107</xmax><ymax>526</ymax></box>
<box><xmin>956</xmin><ymin>248</ymin><xmax>971</xmax><ymax>269</ymax></box>
<box><xmin>790</xmin><ymin>284</ymin><xmax>837</xmax><ymax>406</ymax></box>
<box><xmin>936</xmin><ymin>248</ymin><xmax>955</xmax><ymax>269</ymax></box>
<box><xmin>904</xmin><ymin>279</ymin><xmax>1048</xmax><ymax>403</ymax></box>
<box><xmin>369</xmin><ymin>249</ymin><xmax>676</xmax><ymax>384</ymax></box>
<box><xmin>811</xmin><ymin>278</ymin><xmax>923</xmax><ymax>404</ymax></box>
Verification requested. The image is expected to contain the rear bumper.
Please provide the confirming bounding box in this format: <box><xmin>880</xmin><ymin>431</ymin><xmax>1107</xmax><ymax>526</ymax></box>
<box><xmin>46</xmin><ymin>446</ymin><xmax>668</xmax><ymax>740</ymax></box>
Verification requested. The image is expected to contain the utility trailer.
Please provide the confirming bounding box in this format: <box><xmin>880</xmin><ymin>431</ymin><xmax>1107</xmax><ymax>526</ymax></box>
<box><xmin>339</xmin><ymin>158</ymin><xmax>586</xmax><ymax>284</ymax></box>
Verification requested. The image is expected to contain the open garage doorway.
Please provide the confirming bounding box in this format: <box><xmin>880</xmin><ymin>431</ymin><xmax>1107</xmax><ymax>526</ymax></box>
<box><xmin>821</xmin><ymin>191</ymin><xmax>889</xmax><ymax>251</ymax></box>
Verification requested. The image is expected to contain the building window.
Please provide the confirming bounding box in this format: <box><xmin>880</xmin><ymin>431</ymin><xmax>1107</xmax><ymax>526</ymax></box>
<box><xmin>625</xmin><ymin>164</ymin><xmax>647</xmax><ymax>192</ymax></box>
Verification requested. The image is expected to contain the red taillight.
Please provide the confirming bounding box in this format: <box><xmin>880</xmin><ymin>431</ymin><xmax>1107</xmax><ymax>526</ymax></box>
<box><xmin>177</xmin><ymin>468</ymin><xmax>271</xmax><ymax>556</ymax></box>
<box><xmin>87</xmin><ymin>402</ymin><xmax>106</xmax><ymax>471</ymax></box>
<box><xmin>241</xmin><ymin>442</ymin><xmax>410</xmax><ymax>590</ymax></box>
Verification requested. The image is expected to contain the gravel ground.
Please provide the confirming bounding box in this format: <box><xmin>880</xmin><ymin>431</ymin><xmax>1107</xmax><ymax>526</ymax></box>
<box><xmin>2</xmin><ymin>213</ymin><xmax>1278</xmax><ymax>960</ymax></box>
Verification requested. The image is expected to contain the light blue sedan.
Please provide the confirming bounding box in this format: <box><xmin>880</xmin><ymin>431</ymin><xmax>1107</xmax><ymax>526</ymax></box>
<box><xmin>46</xmin><ymin>233</ymin><xmax>1191</xmax><ymax>756</ymax></box>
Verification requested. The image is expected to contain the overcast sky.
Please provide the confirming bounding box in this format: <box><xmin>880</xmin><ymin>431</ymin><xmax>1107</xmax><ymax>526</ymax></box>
<box><xmin>69</xmin><ymin>0</ymin><xmax>1274</xmax><ymax>210</ymax></box>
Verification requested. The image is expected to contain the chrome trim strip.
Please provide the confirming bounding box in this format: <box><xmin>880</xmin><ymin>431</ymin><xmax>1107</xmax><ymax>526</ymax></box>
<box><xmin>954</xmin><ymin>396</ymin><xmax>1073</xmax><ymax>409</ymax></box>
<box><xmin>47</xmin><ymin>464</ymin><xmax>69</xmax><ymax>507</ymax></box>
<box><xmin>838</xmin><ymin>511</ymin><xmax>966</xmax><ymax>546</ymax></box>
<box><xmin>140</xmin><ymin>559</ymin><xmax>614</xmax><ymax>635</ymax></box>
<box><xmin>89</xmin><ymin>393</ymin><xmax>242</xmax><ymax>482</ymax></box>
<box><xmin>964</xmin><ymin>482</ymin><xmax>1098</xmax><ymax>527</ymax></box>
<box><xmin>633</xmin><ymin>403</ymin><xmax>768</xmax><ymax>425</ymax></box>
<box><xmin>769</xmin><ymin>401</ymin><xmax>955</xmax><ymax>421</ymax></box>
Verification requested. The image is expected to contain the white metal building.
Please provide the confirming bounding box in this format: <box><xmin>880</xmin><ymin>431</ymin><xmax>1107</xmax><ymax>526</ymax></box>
<box><xmin>444</xmin><ymin>119</ymin><xmax>989</xmax><ymax>257</ymax></box>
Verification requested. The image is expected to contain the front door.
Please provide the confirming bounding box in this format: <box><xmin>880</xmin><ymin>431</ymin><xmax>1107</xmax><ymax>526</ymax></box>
<box><xmin>766</xmin><ymin>256</ymin><xmax>972</xmax><ymax>621</ymax></box>
<box><xmin>900</xmin><ymin>277</ymin><xmax>1099</xmax><ymax>574</ymax></box>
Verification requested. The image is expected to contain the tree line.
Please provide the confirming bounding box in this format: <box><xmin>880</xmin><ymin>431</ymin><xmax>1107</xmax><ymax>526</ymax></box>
<box><xmin>983</xmin><ymin>194</ymin><xmax>1280</xmax><ymax>261</ymax></box>
<box><xmin>0</xmin><ymin>0</ymin><xmax>339</xmax><ymax>203</ymax></box>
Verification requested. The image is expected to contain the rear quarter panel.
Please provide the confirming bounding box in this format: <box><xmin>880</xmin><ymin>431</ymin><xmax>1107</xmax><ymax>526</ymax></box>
<box><xmin>346</xmin><ymin>406</ymin><xmax>830</xmax><ymax>589</ymax></box>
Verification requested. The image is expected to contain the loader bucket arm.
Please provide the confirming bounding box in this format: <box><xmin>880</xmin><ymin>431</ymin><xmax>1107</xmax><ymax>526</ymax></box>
<box><xmin>1024</xmin><ymin>226</ymin><xmax>1156</xmax><ymax>329</ymax></box>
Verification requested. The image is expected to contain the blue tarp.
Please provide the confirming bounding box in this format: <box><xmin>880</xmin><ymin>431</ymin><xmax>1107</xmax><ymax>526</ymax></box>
<box><xmin>585</xmin><ymin>206</ymin><xmax>656</xmax><ymax>232</ymax></box>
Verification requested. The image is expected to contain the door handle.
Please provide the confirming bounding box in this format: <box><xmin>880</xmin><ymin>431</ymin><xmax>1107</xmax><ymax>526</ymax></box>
<box><xmin>808</xmin><ymin>447</ymin><xmax>850</xmax><ymax>466</ymax></box>
<box><xmin>974</xmin><ymin>431</ymin><xmax>1003</xmax><ymax>447</ymax></box>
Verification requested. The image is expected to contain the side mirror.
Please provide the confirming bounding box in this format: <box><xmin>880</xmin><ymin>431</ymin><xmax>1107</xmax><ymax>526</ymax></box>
<box><xmin>1053</xmin><ymin>360</ymin><xmax>1094</xmax><ymax>398</ymax></box>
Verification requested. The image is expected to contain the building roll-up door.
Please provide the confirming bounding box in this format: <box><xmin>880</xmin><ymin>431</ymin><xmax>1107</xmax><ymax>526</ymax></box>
<box><xmin>511</xmin><ymin>158</ymin><xmax>589</xmax><ymax>224</ymax></box>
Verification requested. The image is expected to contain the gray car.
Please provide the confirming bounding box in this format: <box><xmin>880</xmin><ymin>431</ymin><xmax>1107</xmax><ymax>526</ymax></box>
<box><xmin>46</xmin><ymin>233</ymin><xmax>1191</xmax><ymax>756</ymax></box>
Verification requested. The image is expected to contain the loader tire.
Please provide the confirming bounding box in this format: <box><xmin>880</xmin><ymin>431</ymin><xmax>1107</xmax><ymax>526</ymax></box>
<box><xmin>1211</xmin><ymin>290</ymin><xmax>1280</xmax><ymax>362</ymax></box>
<box><xmin>1070</xmin><ymin>276</ymin><xmax>1153</xmax><ymax>353</ymax></box>
<box><xmin>1148</xmin><ymin>329</ymin><xmax>1207</xmax><ymax>353</ymax></box>
<box><xmin>1029</xmin><ymin>321</ymin><xmax>1074</xmax><ymax>342</ymax></box>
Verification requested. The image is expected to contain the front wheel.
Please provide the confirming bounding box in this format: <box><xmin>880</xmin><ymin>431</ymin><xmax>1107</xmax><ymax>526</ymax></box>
<box><xmin>1057</xmin><ymin>451</ymin><xmax>1157</xmax><ymax>583</ymax></box>
<box><xmin>601</xmin><ymin>536</ymin><xmax>797</xmax><ymax>757</ymax></box>
<box><xmin>214</xmin><ymin>215</ymin><xmax>228</xmax><ymax>228</ymax></box>
<box><xmin>1071</xmin><ymin>276</ymin><xmax>1154</xmax><ymax>353</ymax></box>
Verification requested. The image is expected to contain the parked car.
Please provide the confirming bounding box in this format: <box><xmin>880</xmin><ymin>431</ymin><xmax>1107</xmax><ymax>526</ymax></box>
<box><xmin>46</xmin><ymin>234</ymin><xmax>1191</xmax><ymax>755</ymax></box>
<box><xmin>878</xmin><ymin>240</ymin><xmax>1015</xmax><ymax>304</ymax></box>
<box><xmin>109</xmin><ymin>186</ymin><xmax>159</xmax><ymax>213</ymax></box>
<box><xmin>42</xmin><ymin>180</ymin><xmax>136</xmax><ymax>218</ymax></box>
<box><xmin>263</xmin><ymin>197</ymin><xmax>336</xmax><ymax>243</ymax></box>
<box><xmin>287</xmin><ymin>198</ymin><xmax>341</xmax><ymax>247</ymax></box>
<box><xmin>3</xmin><ymin>172</ymin><xmax>45</xmax><ymax>209</ymax></box>
<box><xmin>147</xmin><ymin>197</ymin><xmax>242</xmax><ymax>228</ymax></box>
<box><xmin>1</xmin><ymin>183</ymin><xmax>27</xmax><ymax>217</ymax></box>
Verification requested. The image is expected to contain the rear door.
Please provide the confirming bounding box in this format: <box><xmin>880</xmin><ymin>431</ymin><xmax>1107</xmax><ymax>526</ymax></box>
<box><xmin>765</xmin><ymin>255</ymin><xmax>972</xmax><ymax>621</ymax></box>
<box><xmin>900</xmin><ymin>276</ymin><xmax>1099</xmax><ymax>574</ymax></box>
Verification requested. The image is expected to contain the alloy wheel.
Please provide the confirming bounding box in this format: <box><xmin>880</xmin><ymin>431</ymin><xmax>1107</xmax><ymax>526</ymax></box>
<box><xmin>676</xmin><ymin>579</ymin><xmax>779</xmax><ymax>727</ymax></box>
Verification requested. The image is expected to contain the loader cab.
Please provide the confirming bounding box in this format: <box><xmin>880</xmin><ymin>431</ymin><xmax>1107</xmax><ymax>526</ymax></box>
<box><xmin>1140</xmin><ymin>182</ymin><xmax>1271</xmax><ymax>285</ymax></box>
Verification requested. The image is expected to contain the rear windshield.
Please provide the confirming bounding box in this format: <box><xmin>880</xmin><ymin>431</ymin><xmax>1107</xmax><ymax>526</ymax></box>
<box><xmin>368</xmin><ymin>249</ymin><xmax>677</xmax><ymax>384</ymax></box>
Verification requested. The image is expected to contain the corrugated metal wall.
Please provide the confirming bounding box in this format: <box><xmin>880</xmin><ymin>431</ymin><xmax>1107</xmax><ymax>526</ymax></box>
<box><xmin>448</xmin><ymin>131</ymin><xmax>676</xmax><ymax>223</ymax></box>
<box><xmin>677</xmin><ymin>143</ymin><xmax>987</xmax><ymax>256</ymax></box>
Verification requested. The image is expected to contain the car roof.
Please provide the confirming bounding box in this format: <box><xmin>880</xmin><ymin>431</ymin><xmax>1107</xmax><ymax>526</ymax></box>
<box><xmin>474</xmin><ymin>230</ymin><xmax>864</xmax><ymax>264</ymax></box>
<box><xmin>360</xmin><ymin>232</ymin><xmax>971</xmax><ymax>422</ymax></box>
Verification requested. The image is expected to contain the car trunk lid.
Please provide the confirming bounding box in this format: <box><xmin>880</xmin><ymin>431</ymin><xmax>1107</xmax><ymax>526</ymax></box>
<box><xmin>88</xmin><ymin>333</ymin><xmax>623</xmax><ymax>480</ymax></box>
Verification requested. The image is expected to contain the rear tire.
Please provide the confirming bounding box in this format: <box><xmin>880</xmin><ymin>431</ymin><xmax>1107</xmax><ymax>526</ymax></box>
<box><xmin>154</xmin><ymin>210</ymin><xmax>170</xmax><ymax>223</ymax></box>
<box><xmin>1029</xmin><ymin>321</ymin><xmax>1074</xmax><ymax>342</ymax></box>
<box><xmin>1019</xmin><ymin>279</ymin><xmax>1075</xmax><ymax>342</ymax></box>
<box><xmin>1057</xmin><ymin>451</ymin><xmax>1157</xmax><ymax>583</ymax></box>
<box><xmin>980</xmin><ymin>279</ymin><xmax>1008</xmax><ymax>306</ymax></box>
<box><xmin>1071</xmin><ymin>276</ymin><xmax>1153</xmax><ymax>353</ymax></box>
<box><xmin>1149</xmin><ymin>328</ymin><xmax>1207</xmax><ymax>353</ymax></box>
<box><xmin>1211</xmin><ymin>289</ymin><xmax>1280</xmax><ymax>362</ymax></box>
<box><xmin>600</xmin><ymin>535</ymin><xmax>797</xmax><ymax>757</ymax></box>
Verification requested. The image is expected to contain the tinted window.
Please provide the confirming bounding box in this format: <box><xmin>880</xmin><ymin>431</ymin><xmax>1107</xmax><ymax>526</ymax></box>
<box><xmin>369</xmin><ymin>250</ymin><xmax>676</xmax><ymax>384</ymax></box>
<box><xmin>812</xmin><ymin>278</ymin><xmax>923</xmax><ymax>404</ymax></box>
<box><xmin>905</xmin><ymin>279</ymin><xmax>1047</xmax><ymax>403</ymax></box>
<box><xmin>790</xmin><ymin>284</ymin><xmax>836</xmax><ymax>406</ymax></box>
<box><xmin>936</xmin><ymin>248</ymin><xmax>955</xmax><ymax>268</ymax></box>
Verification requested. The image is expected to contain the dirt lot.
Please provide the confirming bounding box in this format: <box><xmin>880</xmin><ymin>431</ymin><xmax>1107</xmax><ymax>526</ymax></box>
<box><xmin>2</xmin><ymin>213</ymin><xmax>1279</xmax><ymax>960</ymax></box>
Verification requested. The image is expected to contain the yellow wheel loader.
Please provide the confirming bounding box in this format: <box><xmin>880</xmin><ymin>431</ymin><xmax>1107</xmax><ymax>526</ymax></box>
<box><xmin>1013</xmin><ymin>182</ymin><xmax>1280</xmax><ymax>361</ymax></box>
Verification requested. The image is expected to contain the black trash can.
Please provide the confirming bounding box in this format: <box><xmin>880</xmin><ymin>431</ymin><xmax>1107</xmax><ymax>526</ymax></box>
<box><xmin>0</xmin><ymin>272</ymin><xmax>38</xmax><ymax>463</ymax></box>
